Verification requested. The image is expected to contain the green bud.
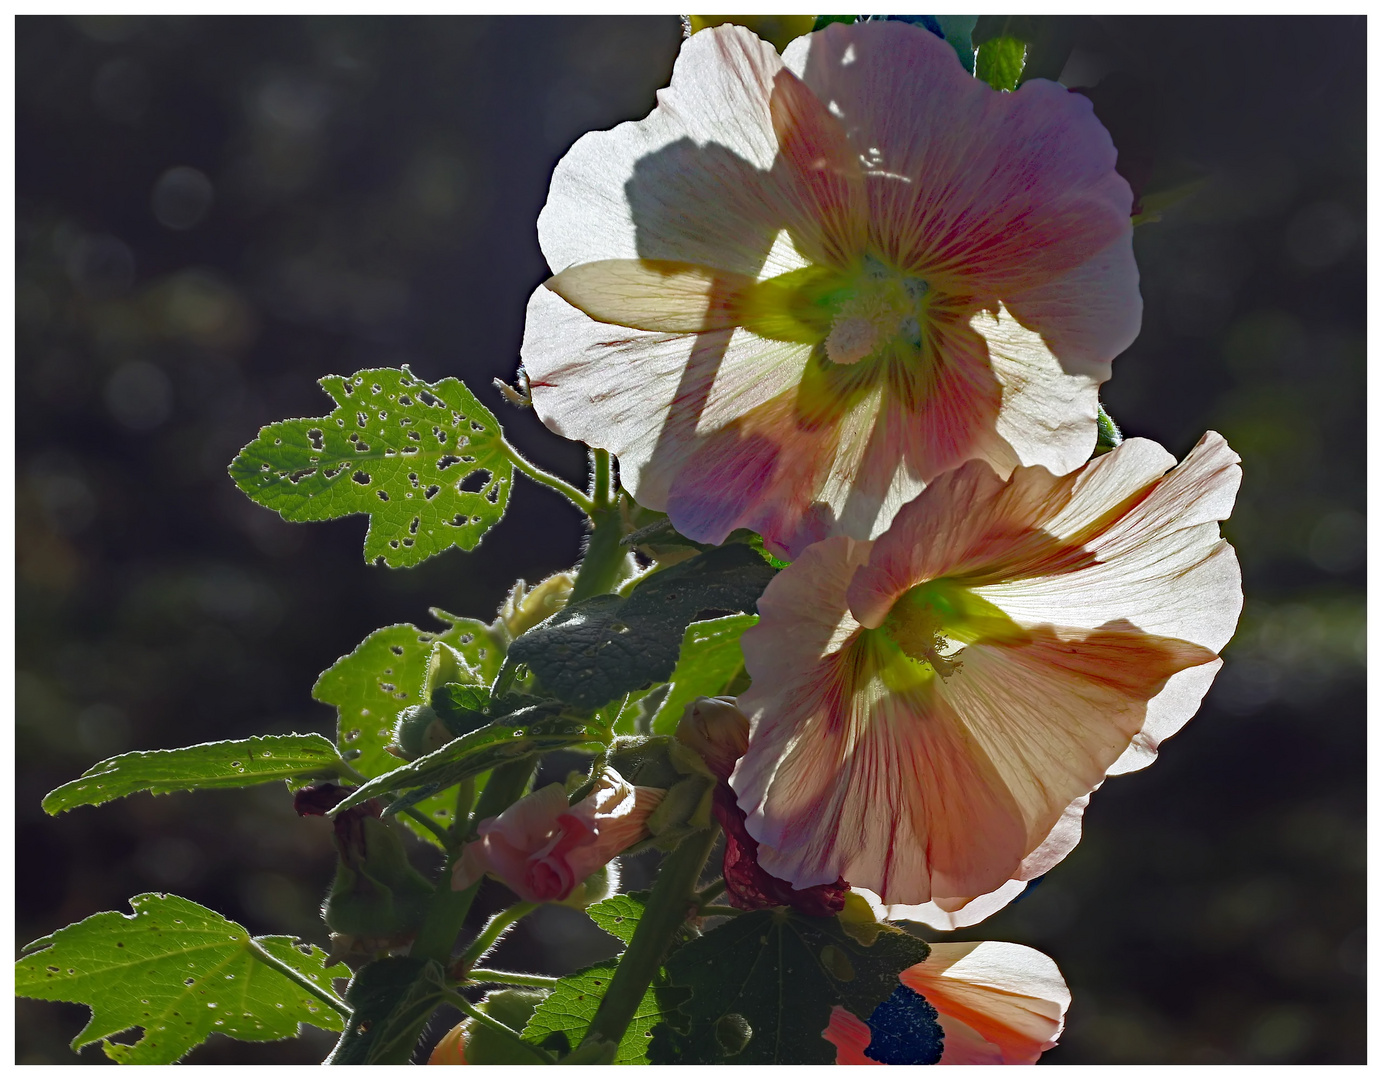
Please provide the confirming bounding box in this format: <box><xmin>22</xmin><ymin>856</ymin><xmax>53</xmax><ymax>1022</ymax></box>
<box><xmin>463</xmin><ymin>989</ymin><xmax>551</xmax><ymax>1065</ymax></box>
<box><xmin>323</xmin><ymin>816</ymin><xmax>433</xmax><ymax>938</ymax></box>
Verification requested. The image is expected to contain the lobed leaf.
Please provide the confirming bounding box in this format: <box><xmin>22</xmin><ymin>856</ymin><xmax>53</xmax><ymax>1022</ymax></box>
<box><xmin>648</xmin><ymin>614</ymin><xmax>756</xmax><ymax>735</ymax></box>
<box><xmin>15</xmin><ymin>893</ymin><xmax>348</xmax><ymax>1064</ymax></box>
<box><xmin>649</xmin><ymin>909</ymin><xmax>932</xmax><ymax>1064</ymax></box>
<box><xmin>229</xmin><ymin>366</ymin><xmax>512</xmax><ymax>568</ymax></box>
<box><xmin>312</xmin><ymin>616</ymin><xmax>504</xmax><ymax>847</ymax></box>
<box><xmin>508</xmin><ymin>545</ymin><xmax>775</xmax><ymax>710</ymax></box>
<box><xmin>42</xmin><ymin>734</ymin><xmax>343</xmax><ymax>815</ymax></box>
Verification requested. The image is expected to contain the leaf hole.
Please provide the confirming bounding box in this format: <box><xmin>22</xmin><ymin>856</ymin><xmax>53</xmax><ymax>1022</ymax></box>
<box><xmin>436</xmin><ymin>455</ymin><xmax>461</xmax><ymax>470</ymax></box>
<box><xmin>307</xmin><ymin>428</ymin><xmax>324</xmax><ymax>451</ymax></box>
<box><xmin>352</xmin><ymin>471</ymin><xmax>371</xmax><ymax>485</ymax></box>
<box><xmin>458</xmin><ymin>469</ymin><xmax>491</xmax><ymax>494</ymax></box>
<box><xmin>377</xmin><ymin>490</ymin><xmax>390</xmax><ymax>502</ymax></box>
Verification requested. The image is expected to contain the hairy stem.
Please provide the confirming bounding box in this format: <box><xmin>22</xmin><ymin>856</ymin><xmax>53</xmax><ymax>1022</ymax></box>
<box><xmin>502</xmin><ymin>440</ymin><xmax>595</xmax><ymax>514</ymax></box>
<box><xmin>464</xmin><ymin>969</ymin><xmax>559</xmax><ymax>989</ymax></box>
<box><xmin>454</xmin><ymin>902</ymin><xmax>537</xmax><ymax>974</ymax></box>
<box><xmin>575</xmin><ymin>826</ymin><xmax>719</xmax><ymax>1056</ymax></box>
<box><xmin>569</xmin><ymin>506</ymin><xmax>627</xmax><ymax>603</ymax></box>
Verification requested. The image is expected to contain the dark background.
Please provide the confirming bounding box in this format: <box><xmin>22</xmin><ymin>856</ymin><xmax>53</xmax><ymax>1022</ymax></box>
<box><xmin>15</xmin><ymin>15</ymin><xmax>1364</xmax><ymax>1064</ymax></box>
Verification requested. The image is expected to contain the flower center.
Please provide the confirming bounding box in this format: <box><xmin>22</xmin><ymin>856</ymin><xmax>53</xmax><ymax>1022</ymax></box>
<box><xmin>877</xmin><ymin>579</ymin><xmax>1025</xmax><ymax>682</ymax></box>
<box><xmin>824</xmin><ymin>255</ymin><xmax>930</xmax><ymax>366</ymax></box>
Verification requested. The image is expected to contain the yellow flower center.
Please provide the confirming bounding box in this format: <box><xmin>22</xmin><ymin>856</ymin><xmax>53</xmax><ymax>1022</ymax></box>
<box><xmin>824</xmin><ymin>256</ymin><xmax>930</xmax><ymax>366</ymax></box>
<box><xmin>869</xmin><ymin>579</ymin><xmax>1025</xmax><ymax>688</ymax></box>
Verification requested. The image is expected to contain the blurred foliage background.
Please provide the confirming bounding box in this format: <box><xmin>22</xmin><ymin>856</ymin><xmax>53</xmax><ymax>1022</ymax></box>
<box><xmin>15</xmin><ymin>15</ymin><xmax>1364</xmax><ymax>1065</ymax></box>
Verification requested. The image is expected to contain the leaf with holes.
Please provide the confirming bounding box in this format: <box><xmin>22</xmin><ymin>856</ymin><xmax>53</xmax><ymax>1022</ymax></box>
<box><xmin>15</xmin><ymin>893</ymin><xmax>349</xmax><ymax>1064</ymax></box>
<box><xmin>508</xmin><ymin>545</ymin><xmax>776</xmax><ymax>710</ymax></box>
<box><xmin>330</xmin><ymin>702</ymin><xmax>602</xmax><ymax>818</ymax></box>
<box><xmin>648</xmin><ymin>909</ymin><xmax>932</xmax><ymax>1064</ymax></box>
<box><xmin>229</xmin><ymin>366</ymin><xmax>513</xmax><ymax>568</ymax></box>
<box><xmin>523</xmin><ymin>894</ymin><xmax>688</xmax><ymax>1064</ymax></box>
<box><xmin>648</xmin><ymin>614</ymin><xmax>756</xmax><ymax>735</ymax></box>
<box><xmin>313</xmin><ymin>616</ymin><xmax>505</xmax><ymax>848</ymax></box>
<box><xmin>41</xmin><ymin>734</ymin><xmax>344</xmax><ymax>815</ymax></box>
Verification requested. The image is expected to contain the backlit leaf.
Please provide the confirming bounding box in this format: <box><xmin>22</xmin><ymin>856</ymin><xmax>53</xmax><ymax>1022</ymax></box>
<box><xmin>42</xmin><ymin>734</ymin><xmax>343</xmax><ymax>815</ymax></box>
<box><xmin>15</xmin><ymin>893</ymin><xmax>348</xmax><ymax>1065</ymax></box>
<box><xmin>648</xmin><ymin>614</ymin><xmax>756</xmax><ymax>735</ymax></box>
<box><xmin>229</xmin><ymin>366</ymin><xmax>512</xmax><ymax>568</ymax></box>
<box><xmin>312</xmin><ymin>616</ymin><xmax>504</xmax><ymax>847</ymax></box>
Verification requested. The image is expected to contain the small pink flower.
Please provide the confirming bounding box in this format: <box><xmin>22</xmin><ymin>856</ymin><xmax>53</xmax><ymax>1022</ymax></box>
<box><xmin>522</xmin><ymin>21</ymin><xmax>1138</xmax><ymax>557</ymax></box>
<box><xmin>453</xmin><ymin>770</ymin><xmax>663</xmax><ymax>904</ymax></box>
<box><xmin>732</xmin><ymin>433</ymin><xmax>1242</xmax><ymax>919</ymax></box>
<box><xmin>823</xmin><ymin>940</ymin><xmax>1070</xmax><ymax>1065</ymax></box>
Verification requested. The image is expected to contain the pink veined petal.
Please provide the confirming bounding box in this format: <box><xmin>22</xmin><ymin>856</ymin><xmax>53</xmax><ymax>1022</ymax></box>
<box><xmin>875</xmin><ymin>796</ymin><xmax>1090</xmax><ymax>930</ymax></box>
<box><xmin>767</xmin><ymin>65</ymin><xmax>868</xmax><ymax>267</ymax></box>
<box><xmin>785</xmin><ymin>22</ymin><xmax>1134</xmax><ymax>295</ymax></box>
<box><xmin>933</xmin><ymin>628</ymin><xmax>1216</xmax><ymax>875</ymax></box>
<box><xmin>538</xmin><ymin>25</ymin><xmax>785</xmax><ymax>275</ymax></box>
<box><xmin>899</xmin><ymin>941</ymin><xmax>1070</xmax><ymax>1065</ymax></box>
<box><xmin>522</xmin><ymin>285</ymin><xmax>810</xmax><ymax>516</ymax></box>
<box><xmin>822</xmin><ymin>1005</ymin><xmax>876</xmax><ymax>1065</ymax></box>
<box><xmin>973</xmin><ymin>432</ymin><xmax>1244</xmax><ymax>651</ymax></box>
<box><xmin>1003</xmin><ymin>240</ymin><xmax>1142</xmax><ymax>383</ymax></box>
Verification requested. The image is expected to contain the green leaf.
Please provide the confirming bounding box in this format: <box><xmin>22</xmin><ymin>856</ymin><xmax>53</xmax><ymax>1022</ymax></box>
<box><xmin>508</xmin><ymin>545</ymin><xmax>776</xmax><ymax>710</ymax></box>
<box><xmin>312</xmin><ymin>616</ymin><xmax>504</xmax><ymax>847</ymax></box>
<box><xmin>42</xmin><ymin>734</ymin><xmax>343</xmax><ymax>815</ymax></box>
<box><xmin>648</xmin><ymin>614</ymin><xmax>756</xmax><ymax>735</ymax></box>
<box><xmin>1094</xmin><ymin>403</ymin><xmax>1123</xmax><ymax>456</ymax></box>
<box><xmin>330</xmin><ymin>703</ymin><xmax>602</xmax><ymax>818</ymax></box>
<box><xmin>976</xmin><ymin>36</ymin><xmax>1026</xmax><ymax>92</ymax></box>
<box><xmin>649</xmin><ymin>909</ymin><xmax>931</xmax><ymax>1064</ymax></box>
<box><xmin>585</xmin><ymin>891</ymin><xmax>650</xmax><ymax>945</ymax></box>
<box><xmin>523</xmin><ymin>894</ymin><xmax>688</xmax><ymax>1065</ymax></box>
<box><xmin>15</xmin><ymin>893</ymin><xmax>348</xmax><ymax>1064</ymax></box>
<box><xmin>812</xmin><ymin>15</ymin><xmax>856</xmax><ymax>31</ymax></box>
<box><xmin>229</xmin><ymin>366</ymin><xmax>513</xmax><ymax>568</ymax></box>
<box><xmin>324</xmin><ymin>957</ymin><xmax>449</xmax><ymax>1065</ymax></box>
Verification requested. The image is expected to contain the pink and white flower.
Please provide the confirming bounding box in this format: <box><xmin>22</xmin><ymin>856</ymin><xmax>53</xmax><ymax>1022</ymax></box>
<box><xmin>823</xmin><ymin>940</ymin><xmax>1070</xmax><ymax>1064</ymax></box>
<box><xmin>731</xmin><ymin>432</ymin><xmax>1242</xmax><ymax>920</ymax></box>
<box><xmin>522</xmin><ymin>20</ymin><xmax>1138</xmax><ymax>557</ymax></box>
<box><xmin>453</xmin><ymin>769</ymin><xmax>663</xmax><ymax>904</ymax></box>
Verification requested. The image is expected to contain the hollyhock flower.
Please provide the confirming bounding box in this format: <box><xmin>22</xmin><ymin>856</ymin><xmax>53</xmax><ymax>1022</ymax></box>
<box><xmin>732</xmin><ymin>432</ymin><xmax>1242</xmax><ymax>918</ymax></box>
<box><xmin>521</xmin><ymin>20</ymin><xmax>1138</xmax><ymax>557</ymax></box>
<box><xmin>453</xmin><ymin>769</ymin><xmax>663</xmax><ymax>904</ymax></box>
<box><xmin>823</xmin><ymin>940</ymin><xmax>1070</xmax><ymax>1064</ymax></box>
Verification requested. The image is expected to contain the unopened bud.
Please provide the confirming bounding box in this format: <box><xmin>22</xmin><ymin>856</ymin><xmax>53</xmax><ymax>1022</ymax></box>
<box><xmin>428</xmin><ymin>989</ymin><xmax>550</xmax><ymax>1065</ymax></box>
<box><xmin>674</xmin><ymin>696</ymin><xmax>749</xmax><ymax>779</ymax></box>
<box><xmin>499</xmin><ymin>572</ymin><xmax>574</xmax><ymax>639</ymax></box>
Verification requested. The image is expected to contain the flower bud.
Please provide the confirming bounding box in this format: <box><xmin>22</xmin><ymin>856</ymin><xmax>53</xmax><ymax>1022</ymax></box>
<box><xmin>674</xmin><ymin>696</ymin><xmax>749</xmax><ymax>780</ymax></box>
<box><xmin>427</xmin><ymin>989</ymin><xmax>550</xmax><ymax>1065</ymax></box>
<box><xmin>499</xmin><ymin>572</ymin><xmax>574</xmax><ymax>639</ymax></box>
<box><xmin>453</xmin><ymin>769</ymin><xmax>663</xmax><ymax>904</ymax></box>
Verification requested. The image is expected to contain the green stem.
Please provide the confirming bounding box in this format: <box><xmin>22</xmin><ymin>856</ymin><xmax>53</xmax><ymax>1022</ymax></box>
<box><xmin>441</xmin><ymin>990</ymin><xmax>556</xmax><ymax>1065</ymax></box>
<box><xmin>450</xmin><ymin>777</ymin><xmax>476</xmax><ymax>843</ymax></box>
<box><xmin>400</xmin><ymin>805</ymin><xmax>454</xmax><ymax>848</ymax></box>
<box><xmin>575</xmin><ymin>826</ymin><xmax>719</xmax><ymax>1056</ymax></box>
<box><xmin>569</xmin><ymin>507</ymin><xmax>627</xmax><ymax>603</ymax></box>
<box><xmin>697</xmin><ymin>905</ymin><xmax>742</xmax><ymax>919</ymax></box>
<box><xmin>694</xmin><ymin>877</ymin><xmax>725</xmax><ymax>907</ymax></box>
<box><xmin>247</xmin><ymin>939</ymin><xmax>349</xmax><ymax>1018</ymax></box>
<box><xmin>502</xmin><ymin>440</ymin><xmax>595</xmax><ymax>514</ymax></box>
<box><xmin>454</xmin><ymin>902</ymin><xmax>537</xmax><ymax>974</ymax></box>
<box><xmin>411</xmin><ymin>758</ymin><xmax>536</xmax><ymax>967</ymax></box>
<box><xmin>592</xmin><ymin>448</ymin><xmax>611</xmax><ymax>507</ymax></box>
<box><xmin>465</xmin><ymin>969</ymin><xmax>559</xmax><ymax>989</ymax></box>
